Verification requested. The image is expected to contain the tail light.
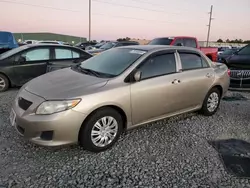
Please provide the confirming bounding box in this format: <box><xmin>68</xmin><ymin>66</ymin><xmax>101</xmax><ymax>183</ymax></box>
<box><xmin>227</xmin><ymin>69</ymin><xmax>231</xmax><ymax>76</ymax></box>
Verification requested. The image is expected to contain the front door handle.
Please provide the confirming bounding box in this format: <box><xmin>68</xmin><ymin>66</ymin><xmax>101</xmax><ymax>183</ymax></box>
<box><xmin>172</xmin><ymin>79</ymin><xmax>181</xmax><ymax>84</ymax></box>
<box><xmin>206</xmin><ymin>73</ymin><xmax>213</xmax><ymax>78</ymax></box>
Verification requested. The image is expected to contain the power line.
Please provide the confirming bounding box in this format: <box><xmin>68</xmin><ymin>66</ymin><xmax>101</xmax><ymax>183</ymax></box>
<box><xmin>0</xmin><ymin>0</ymin><xmax>191</xmax><ymax>25</ymax></box>
<box><xmin>92</xmin><ymin>0</ymin><xmax>198</xmax><ymax>16</ymax></box>
<box><xmin>0</xmin><ymin>0</ymin><xmax>82</xmax><ymax>12</ymax></box>
<box><xmin>93</xmin><ymin>13</ymin><xmax>187</xmax><ymax>25</ymax></box>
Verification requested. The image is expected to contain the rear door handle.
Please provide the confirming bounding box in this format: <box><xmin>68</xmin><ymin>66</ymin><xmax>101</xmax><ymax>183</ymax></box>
<box><xmin>172</xmin><ymin>79</ymin><xmax>181</xmax><ymax>84</ymax></box>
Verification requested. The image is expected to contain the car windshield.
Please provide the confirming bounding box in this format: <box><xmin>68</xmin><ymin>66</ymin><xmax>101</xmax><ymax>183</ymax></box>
<box><xmin>0</xmin><ymin>45</ymin><xmax>29</xmax><ymax>59</ymax></box>
<box><xmin>100</xmin><ymin>42</ymin><xmax>116</xmax><ymax>49</ymax></box>
<box><xmin>148</xmin><ymin>38</ymin><xmax>174</xmax><ymax>45</ymax></box>
<box><xmin>79</xmin><ymin>48</ymin><xmax>146</xmax><ymax>77</ymax></box>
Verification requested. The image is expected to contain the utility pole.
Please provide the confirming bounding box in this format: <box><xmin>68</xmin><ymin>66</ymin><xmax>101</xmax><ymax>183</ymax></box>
<box><xmin>89</xmin><ymin>0</ymin><xmax>91</xmax><ymax>42</ymax></box>
<box><xmin>206</xmin><ymin>5</ymin><xmax>213</xmax><ymax>47</ymax></box>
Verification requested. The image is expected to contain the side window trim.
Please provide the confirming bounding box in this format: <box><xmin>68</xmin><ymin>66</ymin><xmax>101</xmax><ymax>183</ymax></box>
<box><xmin>135</xmin><ymin>52</ymin><xmax>178</xmax><ymax>81</ymax></box>
<box><xmin>176</xmin><ymin>51</ymin><xmax>209</xmax><ymax>71</ymax></box>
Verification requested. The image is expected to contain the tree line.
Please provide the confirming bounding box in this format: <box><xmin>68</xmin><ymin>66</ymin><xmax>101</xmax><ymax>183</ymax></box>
<box><xmin>217</xmin><ymin>39</ymin><xmax>250</xmax><ymax>44</ymax></box>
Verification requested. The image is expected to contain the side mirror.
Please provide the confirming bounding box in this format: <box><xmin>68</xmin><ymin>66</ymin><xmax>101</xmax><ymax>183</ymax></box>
<box><xmin>18</xmin><ymin>56</ymin><xmax>26</xmax><ymax>63</ymax></box>
<box><xmin>176</xmin><ymin>43</ymin><xmax>184</xmax><ymax>46</ymax></box>
<box><xmin>134</xmin><ymin>71</ymin><xmax>142</xmax><ymax>82</ymax></box>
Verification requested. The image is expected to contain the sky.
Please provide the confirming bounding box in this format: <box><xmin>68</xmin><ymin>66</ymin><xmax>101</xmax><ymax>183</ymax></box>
<box><xmin>1</xmin><ymin>0</ymin><xmax>250</xmax><ymax>41</ymax></box>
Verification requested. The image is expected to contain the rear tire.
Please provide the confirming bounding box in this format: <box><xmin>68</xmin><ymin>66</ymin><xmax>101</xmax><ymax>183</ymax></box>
<box><xmin>0</xmin><ymin>74</ymin><xmax>9</xmax><ymax>92</ymax></box>
<box><xmin>199</xmin><ymin>87</ymin><xmax>221</xmax><ymax>116</ymax></box>
<box><xmin>79</xmin><ymin>107</ymin><xmax>123</xmax><ymax>152</ymax></box>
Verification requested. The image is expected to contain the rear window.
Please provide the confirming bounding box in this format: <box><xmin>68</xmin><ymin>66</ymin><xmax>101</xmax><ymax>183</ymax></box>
<box><xmin>148</xmin><ymin>38</ymin><xmax>173</xmax><ymax>45</ymax></box>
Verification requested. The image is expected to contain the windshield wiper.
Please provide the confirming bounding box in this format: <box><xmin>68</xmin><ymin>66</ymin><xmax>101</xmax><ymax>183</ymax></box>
<box><xmin>76</xmin><ymin>66</ymin><xmax>101</xmax><ymax>77</ymax></box>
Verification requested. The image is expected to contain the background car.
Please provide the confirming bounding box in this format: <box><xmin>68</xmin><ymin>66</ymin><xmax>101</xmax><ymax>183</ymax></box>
<box><xmin>148</xmin><ymin>36</ymin><xmax>218</xmax><ymax>62</ymax></box>
<box><xmin>87</xmin><ymin>41</ymin><xmax>140</xmax><ymax>55</ymax></box>
<box><xmin>217</xmin><ymin>48</ymin><xmax>239</xmax><ymax>63</ymax></box>
<box><xmin>217</xmin><ymin>47</ymin><xmax>230</xmax><ymax>55</ymax></box>
<box><xmin>225</xmin><ymin>44</ymin><xmax>250</xmax><ymax>89</ymax></box>
<box><xmin>37</xmin><ymin>40</ymin><xmax>65</xmax><ymax>45</ymax></box>
<box><xmin>75</xmin><ymin>41</ymin><xmax>97</xmax><ymax>50</ymax></box>
<box><xmin>0</xmin><ymin>44</ymin><xmax>92</xmax><ymax>91</ymax></box>
<box><xmin>11</xmin><ymin>46</ymin><xmax>229</xmax><ymax>152</ymax></box>
<box><xmin>0</xmin><ymin>31</ymin><xmax>19</xmax><ymax>54</ymax></box>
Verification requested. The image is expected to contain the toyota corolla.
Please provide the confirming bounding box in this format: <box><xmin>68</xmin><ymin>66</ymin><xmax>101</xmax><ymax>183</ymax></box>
<box><xmin>10</xmin><ymin>45</ymin><xmax>230</xmax><ymax>152</ymax></box>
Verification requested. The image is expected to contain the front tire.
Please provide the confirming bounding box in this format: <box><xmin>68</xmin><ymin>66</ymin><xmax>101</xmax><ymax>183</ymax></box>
<box><xmin>0</xmin><ymin>74</ymin><xmax>9</xmax><ymax>92</ymax></box>
<box><xmin>199</xmin><ymin>88</ymin><xmax>221</xmax><ymax>116</ymax></box>
<box><xmin>79</xmin><ymin>107</ymin><xmax>123</xmax><ymax>152</ymax></box>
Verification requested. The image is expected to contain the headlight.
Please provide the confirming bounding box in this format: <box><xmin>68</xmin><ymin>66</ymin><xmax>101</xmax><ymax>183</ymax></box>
<box><xmin>36</xmin><ymin>99</ymin><xmax>81</xmax><ymax>115</ymax></box>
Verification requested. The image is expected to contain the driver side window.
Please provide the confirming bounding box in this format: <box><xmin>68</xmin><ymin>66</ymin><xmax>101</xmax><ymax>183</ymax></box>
<box><xmin>21</xmin><ymin>48</ymin><xmax>50</xmax><ymax>62</ymax></box>
<box><xmin>138</xmin><ymin>53</ymin><xmax>177</xmax><ymax>80</ymax></box>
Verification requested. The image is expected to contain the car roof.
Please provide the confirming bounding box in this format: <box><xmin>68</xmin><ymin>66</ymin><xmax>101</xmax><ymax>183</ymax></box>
<box><xmin>118</xmin><ymin>45</ymin><xmax>200</xmax><ymax>52</ymax></box>
<box><xmin>118</xmin><ymin>41</ymin><xmax>139</xmax><ymax>43</ymax></box>
<box><xmin>24</xmin><ymin>44</ymin><xmax>86</xmax><ymax>51</ymax></box>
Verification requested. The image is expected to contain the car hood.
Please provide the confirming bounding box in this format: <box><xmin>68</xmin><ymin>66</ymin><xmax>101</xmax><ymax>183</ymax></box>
<box><xmin>25</xmin><ymin>68</ymin><xmax>109</xmax><ymax>100</ymax></box>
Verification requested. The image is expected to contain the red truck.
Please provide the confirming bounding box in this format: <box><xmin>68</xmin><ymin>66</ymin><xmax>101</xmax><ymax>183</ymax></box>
<box><xmin>148</xmin><ymin>36</ymin><xmax>218</xmax><ymax>62</ymax></box>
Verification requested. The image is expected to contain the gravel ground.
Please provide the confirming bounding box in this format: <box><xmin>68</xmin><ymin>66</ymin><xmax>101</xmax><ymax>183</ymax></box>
<box><xmin>1</xmin><ymin>89</ymin><xmax>250</xmax><ymax>188</ymax></box>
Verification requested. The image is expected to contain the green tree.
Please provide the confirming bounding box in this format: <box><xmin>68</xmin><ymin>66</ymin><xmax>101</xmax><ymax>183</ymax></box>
<box><xmin>226</xmin><ymin>39</ymin><xmax>230</xmax><ymax>43</ymax></box>
<box><xmin>217</xmin><ymin>39</ymin><xmax>223</xmax><ymax>43</ymax></box>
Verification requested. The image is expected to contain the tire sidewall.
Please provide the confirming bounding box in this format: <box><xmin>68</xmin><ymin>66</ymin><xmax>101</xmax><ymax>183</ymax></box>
<box><xmin>202</xmin><ymin>88</ymin><xmax>221</xmax><ymax>116</ymax></box>
<box><xmin>80</xmin><ymin>108</ymin><xmax>123</xmax><ymax>152</ymax></box>
<box><xmin>0</xmin><ymin>74</ymin><xmax>9</xmax><ymax>92</ymax></box>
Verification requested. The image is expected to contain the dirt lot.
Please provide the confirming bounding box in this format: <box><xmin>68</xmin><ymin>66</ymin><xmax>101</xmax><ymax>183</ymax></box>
<box><xmin>1</xmin><ymin>89</ymin><xmax>250</xmax><ymax>188</ymax></box>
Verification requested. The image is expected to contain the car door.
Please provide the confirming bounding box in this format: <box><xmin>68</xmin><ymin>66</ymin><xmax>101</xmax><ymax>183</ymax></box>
<box><xmin>48</xmin><ymin>47</ymin><xmax>91</xmax><ymax>72</ymax></box>
<box><xmin>12</xmin><ymin>47</ymin><xmax>50</xmax><ymax>85</ymax></box>
<box><xmin>130</xmin><ymin>51</ymin><xmax>186</xmax><ymax>125</ymax></box>
<box><xmin>174</xmin><ymin>50</ymin><xmax>215</xmax><ymax>109</ymax></box>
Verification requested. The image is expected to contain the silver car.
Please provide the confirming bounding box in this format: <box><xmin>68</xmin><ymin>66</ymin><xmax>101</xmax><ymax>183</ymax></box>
<box><xmin>10</xmin><ymin>45</ymin><xmax>230</xmax><ymax>152</ymax></box>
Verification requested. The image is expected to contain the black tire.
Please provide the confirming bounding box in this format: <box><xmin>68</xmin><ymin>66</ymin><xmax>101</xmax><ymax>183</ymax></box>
<box><xmin>199</xmin><ymin>87</ymin><xmax>221</xmax><ymax>116</ymax></box>
<box><xmin>0</xmin><ymin>74</ymin><xmax>9</xmax><ymax>92</ymax></box>
<box><xmin>79</xmin><ymin>107</ymin><xmax>123</xmax><ymax>152</ymax></box>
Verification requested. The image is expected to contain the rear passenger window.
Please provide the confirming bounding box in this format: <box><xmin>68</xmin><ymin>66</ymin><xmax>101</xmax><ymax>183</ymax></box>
<box><xmin>179</xmin><ymin>53</ymin><xmax>207</xmax><ymax>70</ymax></box>
<box><xmin>55</xmin><ymin>48</ymin><xmax>80</xmax><ymax>59</ymax></box>
<box><xmin>139</xmin><ymin>53</ymin><xmax>176</xmax><ymax>80</ymax></box>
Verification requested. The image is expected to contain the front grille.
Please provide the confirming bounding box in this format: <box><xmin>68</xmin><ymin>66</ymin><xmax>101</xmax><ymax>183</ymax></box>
<box><xmin>18</xmin><ymin>97</ymin><xmax>32</xmax><ymax>111</ymax></box>
<box><xmin>230</xmin><ymin>70</ymin><xmax>250</xmax><ymax>79</ymax></box>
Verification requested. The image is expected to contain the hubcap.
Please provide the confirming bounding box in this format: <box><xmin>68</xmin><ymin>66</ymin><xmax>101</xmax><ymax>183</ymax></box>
<box><xmin>207</xmin><ymin>92</ymin><xmax>219</xmax><ymax>112</ymax></box>
<box><xmin>91</xmin><ymin>116</ymin><xmax>118</xmax><ymax>147</ymax></box>
<box><xmin>0</xmin><ymin>77</ymin><xmax>6</xmax><ymax>90</ymax></box>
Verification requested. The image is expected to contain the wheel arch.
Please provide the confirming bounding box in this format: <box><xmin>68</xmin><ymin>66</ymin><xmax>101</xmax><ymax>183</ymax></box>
<box><xmin>78</xmin><ymin>105</ymin><xmax>128</xmax><ymax>141</ymax></box>
<box><xmin>0</xmin><ymin>72</ymin><xmax>11</xmax><ymax>87</ymax></box>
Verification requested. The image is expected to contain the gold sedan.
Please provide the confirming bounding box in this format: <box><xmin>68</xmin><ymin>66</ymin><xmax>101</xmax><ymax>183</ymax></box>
<box><xmin>10</xmin><ymin>45</ymin><xmax>230</xmax><ymax>152</ymax></box>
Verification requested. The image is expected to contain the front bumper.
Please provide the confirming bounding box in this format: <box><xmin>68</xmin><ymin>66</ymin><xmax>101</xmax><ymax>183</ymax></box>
<box><xmin>12</xmin><ymin>89</ymin><xmax>87</xmax><ymax>146</ymax></box>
